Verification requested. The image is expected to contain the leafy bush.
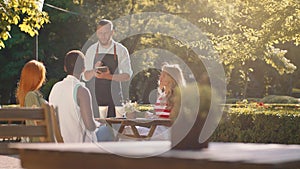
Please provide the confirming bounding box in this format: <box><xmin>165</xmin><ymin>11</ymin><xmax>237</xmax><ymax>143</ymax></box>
<box><xmin>246</xmin><ymin>98</ymin><xmax>261</xmax><ymax>102</ymax></box>
<box><xmin>226</xmin><ymin>95</ymin><xmax>300</xmax><ymax>104</ymax></box>
<box><xmin>260</xmin><ymin>95</ymin><xmax>299</xmax><ymax>104</ymax></box>
<box><xmin>210</xmin><ymin>107</ymin><xmax>300</xmax><ymax>144</ymax></box>
<box><xmin>226</xmin><ymin>98</ymin><xmax>261</xmax><ymax>104</ymax></box>
<box><xmin>225</xmin><ymin>98</ymin><xmax>240</xmax><ymax>104</ymax></box>
<box><xmin>41</xmin><ymin>78</ymin><xmax>59</xmax><ymax>100</ymax></box>
<box><xmin>292</xmin><ymin>88</ymin><xmax>300</xmax><ymax>97</ymax></box>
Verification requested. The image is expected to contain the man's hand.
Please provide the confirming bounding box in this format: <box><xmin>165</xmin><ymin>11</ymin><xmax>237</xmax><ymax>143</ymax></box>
<box><xmin>95</xmin><ymin>68</ymin><xmax>112</xmax><ymax>80</ymax></box>
<box><xmin>94</xmin><ymin>61</ymin><xmax>102</xmax><ymax>68</ymax></box>
<box><xmin>94</xmin><ymin>61</ymin><xmax>112</xmax><ymax>79</ymax></box>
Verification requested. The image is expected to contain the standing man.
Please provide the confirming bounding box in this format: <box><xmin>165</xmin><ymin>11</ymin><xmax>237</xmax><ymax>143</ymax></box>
<box><xmin>83</xmin><ymin>19</ymin><xmax>133</xmax><ymax>117</ymax></box>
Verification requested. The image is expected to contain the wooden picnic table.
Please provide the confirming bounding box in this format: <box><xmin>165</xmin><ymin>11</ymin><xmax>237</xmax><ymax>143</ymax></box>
<box><xmin>95</xmin><ymin>118</ymin><xmax>172</xmax><ymax>140</ymax></box>
<box><xmin>10</xmin><ymin>141</ymin><xmax>300</xmax><ymax>169</ymax></box>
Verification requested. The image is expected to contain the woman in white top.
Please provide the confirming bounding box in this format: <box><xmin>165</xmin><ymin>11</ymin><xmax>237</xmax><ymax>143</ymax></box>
<box><xmin>154</xmin><ymin>63</ymin><xmax>186</xmax><ymax>119</ymax></box>
<box><xmin>124</xmin><ymin>63</ymin><xmax>186</xmax><ymax>140</ymax></box>
<box><xmin>150</xmin><ymin>63</ymin><xmax>186</xmax><ymax>140</ymax></box>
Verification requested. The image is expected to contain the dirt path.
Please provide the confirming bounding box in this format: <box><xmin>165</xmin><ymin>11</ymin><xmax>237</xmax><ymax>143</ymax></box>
<box><xmin>0</xmin><ymin>155</ymin><xmax>22</xmax><ymax>169</ymax></box>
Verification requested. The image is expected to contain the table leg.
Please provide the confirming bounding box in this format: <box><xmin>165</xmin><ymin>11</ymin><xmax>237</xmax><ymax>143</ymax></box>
<box><xmin>115</xmin><ymin>124</ymin><xmax>126</xmax><ymax>141</ymax></box>
<box><xmin>130</xmin><ymin>125</ymin><xmax>141</xmax><ymax>138</ymax></box>
<box><xmin>147</xmin><ymin>125</ymin><xmax>157</xmax><ymax>138</ymax></box>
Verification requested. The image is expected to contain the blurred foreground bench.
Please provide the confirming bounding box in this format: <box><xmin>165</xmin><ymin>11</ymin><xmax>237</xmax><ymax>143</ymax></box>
<box><xmin>10</xmin><ymin>141</ymin><xmax>300</xmax><ymax>169</ymax></box>
<box><xmin>0</xmin><ymin>103</ymin><xmax>63</xmax><ymax>154</ymax></box>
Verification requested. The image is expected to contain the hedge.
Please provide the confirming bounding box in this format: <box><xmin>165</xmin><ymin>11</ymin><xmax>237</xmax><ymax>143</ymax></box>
<box><xmin>210</xmin><ymin>107</ymin><xmax>300</xmax><ymax>144</ymax></box>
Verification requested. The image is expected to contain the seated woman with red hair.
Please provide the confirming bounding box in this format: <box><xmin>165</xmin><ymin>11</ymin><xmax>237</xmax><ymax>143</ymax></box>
<box><xmin>16</xmin><ymin>60</ymin><xmax>47</xmax><ymax>142</ymax></box>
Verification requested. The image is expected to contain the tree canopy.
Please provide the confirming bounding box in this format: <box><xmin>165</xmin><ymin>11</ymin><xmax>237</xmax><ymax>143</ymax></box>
<box><xmin>0</xmin><ymin>0</ymin><xmax>299</xmax><ymax>104</ymax></box>
<box><xmin>65</xmin><ymin>0</ymin><xmax>300</xmax><ymax>99</ymax></box>
<box><xmin>194</xmin><ymin>0</ymin><xmax>299</xmax><ymax>75</ymax></box>
<box><xmin>0</xmin><ymin>0</ymin><xmax>49</xmax><ymax>49</ymax></box>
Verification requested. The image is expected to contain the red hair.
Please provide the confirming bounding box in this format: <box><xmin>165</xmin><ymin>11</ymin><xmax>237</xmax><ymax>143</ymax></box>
<box><xmin>16</xmin><ymin>60</ymin><xmax>46</xmax><ymax>107</ymax></box>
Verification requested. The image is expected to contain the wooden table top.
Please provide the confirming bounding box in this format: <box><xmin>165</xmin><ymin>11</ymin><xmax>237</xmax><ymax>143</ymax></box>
<box><xmin>10</xmin><ymin>141</ymin><xmax>300</xmax><ymax>169</ymax></box>
<box><xmin>95</xmin><ymin>117</ymin><xmax>172</xmax><ymax>126</ymax></box>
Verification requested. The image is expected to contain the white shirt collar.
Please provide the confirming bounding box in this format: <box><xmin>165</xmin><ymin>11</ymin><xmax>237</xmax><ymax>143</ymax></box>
<box><xmin>98</xmin><ymin>40</ymin><xmax>115</xmax><ymax>53</ymax></box>
<box><xmin>65</xmin><ymin>75</ymin><xmax>85</xmax><ymax>86</ymax></box>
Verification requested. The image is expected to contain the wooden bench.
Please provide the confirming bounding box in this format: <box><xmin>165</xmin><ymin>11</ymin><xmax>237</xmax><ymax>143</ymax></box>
<box><xmin>0</xmin><ymin>103</ymin><xmax>63</xmax><ymax>154</ymax></box>
<box><xmin>10</xmin><ymin>141</ymin><xmax>300</xmax><ymax>169</ymax></box>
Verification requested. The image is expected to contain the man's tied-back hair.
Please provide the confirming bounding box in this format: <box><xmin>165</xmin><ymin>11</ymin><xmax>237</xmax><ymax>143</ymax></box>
<box><xmin>97</xmin><ymin>19</ymin><xmax>113</xmax><ymax>30</ymax></box>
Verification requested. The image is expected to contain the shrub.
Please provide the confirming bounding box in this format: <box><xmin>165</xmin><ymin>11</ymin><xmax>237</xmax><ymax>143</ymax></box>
<box><xmin>226</xmin><ymin>98</ymin><xmax>261</xmax><ymax>104</ymax></box>
<box><xmin>210</xmin><ymin>107</ymin><xmax>300</xmax><ymax>144</ymax></box>
<box><xmin>225</xmin><ymin>98</ymin><xmax>240</xmax><ymax>104</ymax></box>
<box><xmin>260</xmin><ymin>95</ymin><xmax>299</xmax><ymax>104</ymax></box>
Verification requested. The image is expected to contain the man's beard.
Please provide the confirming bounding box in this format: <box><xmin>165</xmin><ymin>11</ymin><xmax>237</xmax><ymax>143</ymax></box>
<box><xmin>99</xmin><ymin>39</ymin><xmax>110</xmax><ymax>46</ymax></box>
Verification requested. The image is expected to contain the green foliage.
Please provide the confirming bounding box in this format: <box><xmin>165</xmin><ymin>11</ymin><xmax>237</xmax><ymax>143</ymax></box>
<box><xmin>0</xmin><ymin>26</ymin><xmax>32</xmax><ymax>104</ymax></box>
<box><xmin>226</xmin><ymin>96</ymin><xmax>299</xmax><ymax>104</ymax></box>
<box><xmin>129</xmin><ymin>68</ymin><xmax>160</xmax><ymax>103</ymax></box>
<box><xmin>0</xmin><ymin>0</ymin><xmax>50</xmax><ymax>49</ymax></box>
<box><xmin>260</xmin><ymin>95</ymin><xmax>299</xmax><ymax>104</ymax></box>
<box><xmin>199</xmin><ymin>0</ymin><xmax>299</xmax><ymax>75</ymax></box>
<box><xmin>172</xmin><ymin>0</ymin><xmax>299</xmax><ymax>87</ymax></box>
<box><xmin>41</xmin><ymin>78</ymin><xmax>59</xmax><ymax>100</ymax></box>
<box><xmin>1</xmin><ymin>0</ymin><xmax>299</xmax><ymax>104</ymax></box>
<box><xmin>0</xmin><ymin>0</ymin><xmax>83</xmax><ymax>104</ymax></box>
<box><xmin>211</xmin><ymin>107</ymin><xmax>300</xmax><ymax>144</ymax></box>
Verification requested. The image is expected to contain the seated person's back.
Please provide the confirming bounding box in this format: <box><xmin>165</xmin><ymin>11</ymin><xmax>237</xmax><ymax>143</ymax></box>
<box><xmin>49</xmin><ymin>50</ymin><xmax>99</xmax><ymax>142</ymax></box>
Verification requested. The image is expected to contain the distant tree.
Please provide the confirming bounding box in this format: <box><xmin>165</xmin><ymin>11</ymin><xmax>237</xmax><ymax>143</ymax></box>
<box><xmin>190</xmin><ymin>0</ymin><xmax>299</xmax><ymax>74</ymax></box>
<box><xmin>74</xmin><ymin>0</ymin><xmax>300</xmax><ymax>99</ymax></box>
<box><xmin>171</xmin><ymin>0</ymin><xmax>299</xmax><ymax>97</ymax></box>
<box><xmin>0</xmin><ymin>0</ymin><xmax>75</xmax><ymax>104</ymax></box>
<box><xmin>1</xmin><ymin>0</ymin><xmax>299</xmax><ymax>103</ymax></box>
<box><xmin>0</xmin><ymin>0</ymin><xmax>49</xmax><ymax>49</ymax></box>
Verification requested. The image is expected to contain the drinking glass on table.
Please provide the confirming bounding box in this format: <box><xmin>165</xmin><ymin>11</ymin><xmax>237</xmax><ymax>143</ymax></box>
<box><xmin>98</xmin><ymin>106</ymin><xmax>108</xmax><ymax>118</ymax></box>
<box><xmin>115</xmin><ymin>106</ymin><xmax>126</xmax><ymax>118</ymax></box>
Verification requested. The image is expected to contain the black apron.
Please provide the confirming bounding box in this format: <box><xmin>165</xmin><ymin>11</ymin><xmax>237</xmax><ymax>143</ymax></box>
<box><xmin>93</xmin><ymin>43</ymin><xmax>123</xmax><ymax>117</ymax></box>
